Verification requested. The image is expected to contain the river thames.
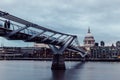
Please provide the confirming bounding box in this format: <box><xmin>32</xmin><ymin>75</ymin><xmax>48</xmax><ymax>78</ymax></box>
<box><xmin>0</xmin><ymin>61</ymin><xmax>120</xmax><ymax>80</ymax></box>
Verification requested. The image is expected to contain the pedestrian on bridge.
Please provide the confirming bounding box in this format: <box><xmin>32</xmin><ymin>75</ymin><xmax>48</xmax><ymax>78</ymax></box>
<box><xmin>4</xmin><ymin>20</ymin><xmax>7</xmax><ymax>29</ymax></box>
<box><xmin>4</xmin><ymin>20</ymin><xmax>10</xmax><ymax>29</ymax></box>
<box><xmin>7</xmin><ymin>20</ymin><xmax>10</xmax><ymax>29</ymax></box>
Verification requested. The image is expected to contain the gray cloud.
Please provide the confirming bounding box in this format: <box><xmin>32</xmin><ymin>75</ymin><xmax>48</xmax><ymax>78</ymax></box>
<box><xmin>0</xmin><ymin>0</ymin><xmax>120</xmax><ymax>46</ymax></box>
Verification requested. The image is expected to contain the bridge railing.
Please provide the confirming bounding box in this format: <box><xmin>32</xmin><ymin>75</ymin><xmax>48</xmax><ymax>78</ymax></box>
<box><xmin>0</xmin><ymin>18</ymin><xmax>64</xmax><ymax>44</ymax></box>
<box><xmin>0</xmin><ymin>18</ymin><xmax>42</xmax><ymax>36</ymax></box>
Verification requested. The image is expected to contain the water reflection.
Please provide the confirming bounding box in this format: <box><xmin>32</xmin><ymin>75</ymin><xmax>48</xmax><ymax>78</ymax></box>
<box><xmin>0</xmin><ymin>61</ymin><xmax>119</xmax><ymax>80</ymax></box>
<box><xmin>51</xmin><ymin>70</ymin><xmax>65</xmax><ymax>80</ymax></box>
<box><xmin>51</xmin><ymin>62</ymin><xmax>85</xmax><ymax>80</ymax></box>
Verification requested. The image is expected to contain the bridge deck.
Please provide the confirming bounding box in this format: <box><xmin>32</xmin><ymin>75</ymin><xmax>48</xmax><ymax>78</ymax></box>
<box><xmin>0</xmin><ymin>26</ymin><xmax>64</xmax><ymax>45</ymax></box>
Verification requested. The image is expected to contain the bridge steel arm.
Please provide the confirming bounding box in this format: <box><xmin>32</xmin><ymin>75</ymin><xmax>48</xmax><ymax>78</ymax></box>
<box><xmin>66</xmin><ymin>47</ymin><xmax>87</xmax><ymax>57</ymax></box>
<box><xmin>41</xmin><ymin>33</ymin><xmax>56</xmax><ymax>42</ymax></box>
<box><xmin>26</xmin><ymin>30</ymin><xmax>46</xmax><ymax>40</ymax></box>
<box><xmin>59</xmin><ymin>36</ymin><xmax>76</xmax><ymax>53</ymax></box>
<box><xmin>6</xmin><ymin>26</ymin><xmax>29</xmax><ymax>38</ymax></box>
<box><xmin>49</xmin><ymin>36</ymin><xmax>76</xmax><ymax>54</ymax></box>
<box><xmin>68</xmin><ymin>46</ymin><xmax>87</xmax><ymax>57</ymax></box>
<box><xmin>57</xmin><ymin>35</ymin><xmax>69</xmax><ymax>44</ymax></box>
<box><xmin>61</xmin><ymin>36</ymin><xmax>72</xmax><ymax>46</ymax></box>
<box><xmin>48</xmin><ymin>45</ymin><xmax>59</xmax><ymax>54</ymax></box>
<box><xmin>49</xmin><ymin>36</ymin><xmax>76</xmax><ymax>55</ymax></box>
<box><xmin>50</xmin><ymin>34</ymin><xmax>63</xmax><ymax>43</ymax></box>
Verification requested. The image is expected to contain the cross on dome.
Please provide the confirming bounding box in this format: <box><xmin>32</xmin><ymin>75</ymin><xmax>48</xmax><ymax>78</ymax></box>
<box><xmin>88</xmin><ymin>27</ymin><xmax>91</xmax><ymax>33</ymax></box>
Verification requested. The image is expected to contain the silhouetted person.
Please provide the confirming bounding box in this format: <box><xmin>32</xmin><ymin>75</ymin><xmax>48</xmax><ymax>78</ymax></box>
<box><xmin>4</xmin><ymin>20</ymin><xmax>10</xmax><ymax>29</ymax></box>
<box><xmin>3</xmin><ymin>20</ymin><xmax>10</xmax><ymax>34</ymax></box>
<box><xmin>4</xmin><ymin>20</ymin><xmax>8</xmax><ymax>29</ymax></box>
<box><xmin>7</xmin><ymin>20</ymin><xmax>10</xmax><ymax>29</ymax></box>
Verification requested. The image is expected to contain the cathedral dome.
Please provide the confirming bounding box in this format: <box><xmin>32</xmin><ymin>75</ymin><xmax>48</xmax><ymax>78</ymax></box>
<box><xmin>85</xmin><ymin>33</ymin><xmax>93</xmax><ymax>38</ymax></box>
<box><xmin>85</xmin><ymin>28</ymin><xmax>94</xmax><ymax>38</ymax></box>
<box><xmin>84</xmin><ymin>27</ymin><xmax>95</xmax><ymax>50</ymax></box>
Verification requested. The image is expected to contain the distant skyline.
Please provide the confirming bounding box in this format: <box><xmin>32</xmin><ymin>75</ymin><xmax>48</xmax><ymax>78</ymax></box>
<box><xmin>0</xmin><ymin>0</ymin><xmax>120</xmax><ymax>47</ymax></box>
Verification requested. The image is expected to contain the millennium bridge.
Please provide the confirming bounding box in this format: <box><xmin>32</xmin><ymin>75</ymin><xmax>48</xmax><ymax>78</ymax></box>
<box><xmin>0</xmin><ymin>10</ymin><xmax>87</xmax><ymax>70</ymax></box>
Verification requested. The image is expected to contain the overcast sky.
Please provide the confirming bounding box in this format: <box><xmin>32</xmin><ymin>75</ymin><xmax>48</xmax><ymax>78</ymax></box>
<box><xmin>0</xmin><ymin>0</ymin><xmax>120</xmax><ymax>46</ymax></box>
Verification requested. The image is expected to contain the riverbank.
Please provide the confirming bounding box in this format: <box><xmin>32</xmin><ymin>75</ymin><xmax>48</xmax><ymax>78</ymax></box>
<box><xmin>0</xmin><ymin>58</ymin><xmax>120</xmax><ymax>62</ymax></box>
<box><xmin>86</xmin><ymin>58</ymin><xmax>120</xmax><ymax>62</ymax></box>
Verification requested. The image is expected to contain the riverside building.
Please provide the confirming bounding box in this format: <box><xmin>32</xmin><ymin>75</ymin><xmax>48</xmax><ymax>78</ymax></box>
<box><xmin>90</xmin><ymin>41</ymin><xmax>120</xmax><ymax>59</ymax></box>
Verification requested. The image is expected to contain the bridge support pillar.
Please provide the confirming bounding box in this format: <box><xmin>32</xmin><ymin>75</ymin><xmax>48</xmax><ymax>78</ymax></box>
<box><xmin>51</xmin><ymin>54</ymin><xmax>66</xmax><ymax>70</ymax></box>
<box><xmin>81</xmin><ymin>57</ymin><xmax>86</xmax><ymax>62</ymax></box>
<box><xmin>49</xmin><ymin>36</ymin><xmax>75</xmax><ymax>70</ymax></box>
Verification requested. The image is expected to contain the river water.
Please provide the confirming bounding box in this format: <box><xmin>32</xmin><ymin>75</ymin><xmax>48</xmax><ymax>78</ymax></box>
<box><xmin>0</xmin><ymin>61</ymin><xmax>119</xmax><ymax>80</ymax></box>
